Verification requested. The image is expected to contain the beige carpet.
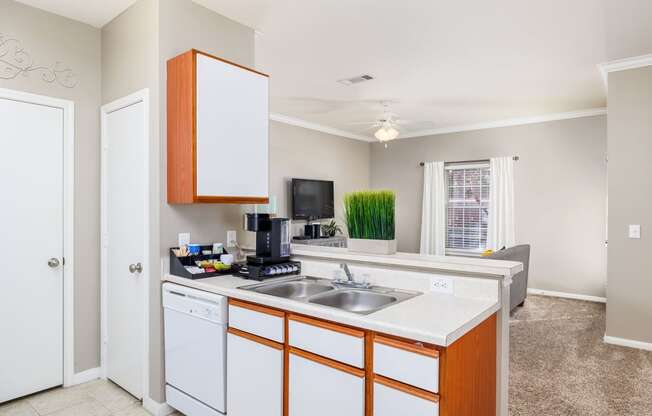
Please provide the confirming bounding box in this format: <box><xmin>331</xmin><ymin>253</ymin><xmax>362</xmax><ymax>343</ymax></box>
<box><xmin>509</xmin><ymin>295</ymin><xmax>652</xmax><ymax>416</ymax></box>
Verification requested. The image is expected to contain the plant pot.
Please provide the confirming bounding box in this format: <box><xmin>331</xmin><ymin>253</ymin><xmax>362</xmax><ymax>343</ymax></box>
<box><xmin>347</xmin><ymin>238</ymin><xmax>397</xmax><ymax>255</ymax></box>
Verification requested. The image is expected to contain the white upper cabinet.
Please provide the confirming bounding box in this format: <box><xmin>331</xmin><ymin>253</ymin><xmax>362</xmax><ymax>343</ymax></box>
<box><xmin>167</xmin><ymin>49</ymin><xmax>269</xmax><ymax>204</ymax></box>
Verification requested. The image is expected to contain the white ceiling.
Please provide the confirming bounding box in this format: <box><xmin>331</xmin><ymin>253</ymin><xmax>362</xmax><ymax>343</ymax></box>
<box><xmin>16</xmin><ymin>0</ymin><xmax>609</xmax><ymax>139</ymax></box>
<box><xmin>14</xmin><ymin>0</ymin><xmax>138</xmax><ymax>28</ymax></box>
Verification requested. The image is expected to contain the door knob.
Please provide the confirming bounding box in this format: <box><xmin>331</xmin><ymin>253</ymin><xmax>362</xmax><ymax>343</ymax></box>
<box><xmin>48</xmin><ymin>258</ymin><xmax>60</xmax><ymax>268</ymax></box>
<box><xmin>129</xmin><ymin>263</ymin><xmax>143</xmax><ymax>274</ymax></box>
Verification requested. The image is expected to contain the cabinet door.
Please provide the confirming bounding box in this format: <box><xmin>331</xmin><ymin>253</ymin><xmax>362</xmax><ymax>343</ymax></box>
<box><xmin>227</xmin><ymin>330</ymin><xmax>283</xmax><ymax>416</ymax></box>
<box><xmin>195</xmin><ymin>52</ymin><xmax>269</xmax><ymax>200</ymax></box>
<box><xmin>289</xmin><ymin>350</ymin><xmax>365</xmax><ymax>416</ymax></box>
<box><xmin>374</xmin><ymin>379</ymin><xmax>439</xmax><ymax>416</ymax></box>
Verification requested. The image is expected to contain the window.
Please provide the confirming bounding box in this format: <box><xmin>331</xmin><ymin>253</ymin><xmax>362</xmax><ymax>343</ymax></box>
<box><xmin>446</xmin><ymin>163</ymin><xmax>490</xmax><ymax>253</ymax></box>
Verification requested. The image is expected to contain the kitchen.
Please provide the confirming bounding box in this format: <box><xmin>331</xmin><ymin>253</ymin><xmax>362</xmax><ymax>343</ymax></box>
<box><xmin>0</xmin><ymin>3</ymin><xmax>521</xmax><ymax>415</ymax></box>
<box><xmin>159</xmin><ymin>48</ymin><xmax>520</xmax><ymax>416</ymax></box>
<box><xmin>12</xmin><ymin>0</ymin><xmax>649</xmax><ymax>415</ymax></box>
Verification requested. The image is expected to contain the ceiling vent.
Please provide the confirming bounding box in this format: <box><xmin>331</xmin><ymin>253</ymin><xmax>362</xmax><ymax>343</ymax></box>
<box><xmin>337</xmin><ymin>74</ymin><xmax>374</xmax><ymax>86</ymax></box>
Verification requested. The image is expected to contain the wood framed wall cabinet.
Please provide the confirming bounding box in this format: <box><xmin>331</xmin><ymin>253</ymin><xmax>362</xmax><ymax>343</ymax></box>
<box><xmin>167</xmin><ymin>49</ymin><xmax>270</xmax><ymax>204</ymax></box>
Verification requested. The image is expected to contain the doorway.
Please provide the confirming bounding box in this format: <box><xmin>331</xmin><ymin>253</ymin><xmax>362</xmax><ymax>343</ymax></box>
<box><xmin>100</xmin><ymin>89</ymin><xmax>150</xmax><ymax>400</ymax></box>
<box><xmin>0</xmin><ymin>88</ymin><xmax>75</xmax><ymax>403</ymax></box>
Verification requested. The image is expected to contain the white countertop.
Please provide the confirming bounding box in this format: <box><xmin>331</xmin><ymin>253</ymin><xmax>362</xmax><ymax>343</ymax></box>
<box><xmin>290</xmin><ymin>245</ymin><xmax>523</xmax><ymax>278</ymax></box>
<box><xmin>162</xmin><ymin>272</ymin><xmax>500</xmax><ymax>347</ymax></box>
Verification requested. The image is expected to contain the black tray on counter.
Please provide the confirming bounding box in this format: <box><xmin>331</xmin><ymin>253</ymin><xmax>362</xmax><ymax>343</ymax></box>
<box><xmin>169</xmin><ymin>246</ymin><xmax>239</xmax><ymax>280</ymax></box>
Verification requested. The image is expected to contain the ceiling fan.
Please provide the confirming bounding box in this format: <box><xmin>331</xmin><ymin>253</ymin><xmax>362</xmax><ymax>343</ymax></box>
<box><xmin>349</xmin><ymin>102</ymin><xmax>411</xmax><ymax>147</ymax></box>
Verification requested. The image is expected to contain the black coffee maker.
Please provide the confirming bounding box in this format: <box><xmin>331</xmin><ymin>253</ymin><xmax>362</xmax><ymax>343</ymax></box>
<box><xmin>243</xmin><ymin>213</ymin><xmax>291</xmax><ymax>265</ymax></box>
<box><xmin>238</xmin><ymin>213</ymin><xmax>300</xmax><ymax>281</ymax></box>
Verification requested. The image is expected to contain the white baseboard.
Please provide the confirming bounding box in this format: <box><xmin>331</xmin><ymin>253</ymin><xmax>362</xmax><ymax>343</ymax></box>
<box><xmin>527</xmin><ymin>288</ymin><xmax>606</xmax><ymax>303</ymax></box>
<box><xmin>604</xmin><ymin>335</ymin><xmax>652</xmax><ymax>352</ymax></box>
<box><xmin>143</xmin><ymin>397</ymin><xmax>175</xmax><ymax>416</ymax></box>
<box><xmin>71</xmin><ymin>367</ymin><xmax>101</xmax><ymax>386</ymax></box>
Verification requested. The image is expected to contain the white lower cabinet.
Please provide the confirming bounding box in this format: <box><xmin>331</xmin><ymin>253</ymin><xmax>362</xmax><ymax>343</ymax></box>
<box><xmin>227</xmin><ymin>331</ymin><xmax>283</xmax><ymax>416</ymax></box>
<box><xmin>289</xmin><ymin>352</ymin><xmax>365</xmax><ymax>416</ymax></box>
<box><xmin>374</xmin><ymin>381</ymin><xmax>439</xmax><ymax>416</ymax></box>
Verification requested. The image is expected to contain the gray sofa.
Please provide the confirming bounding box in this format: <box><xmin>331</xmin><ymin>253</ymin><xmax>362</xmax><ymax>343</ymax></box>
<box><xmin>487</xmin><ymin>244</ymin><xmax>530</xmax><ymax>312</ymax></box>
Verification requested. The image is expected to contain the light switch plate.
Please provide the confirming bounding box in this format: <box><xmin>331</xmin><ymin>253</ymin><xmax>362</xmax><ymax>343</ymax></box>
<box><xmin>227</xmin><ymin>230</ymin><xmax>237</xmax><ymax>247</ymax></box>
<box><xmin>178</xmin><ymin>232</ymin><xmax>190</xmax><ymax>247</ymax></box>
<box><xmin>430</xmin><ymin>276</ymin><xmax>454</xmax><ymax>294</ymax></box>
<box><xmin>629</xmin><ymin>224</ymin><xmax>641</xmax><ymax>239</ymax></box>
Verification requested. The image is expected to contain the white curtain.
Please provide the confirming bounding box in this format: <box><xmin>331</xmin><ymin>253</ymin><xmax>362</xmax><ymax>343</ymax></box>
<box><xmin>420</xmin><ymin>161</ymin><xmax>446</xmax><ymax>255</ymax></box>
<box><xmin>487</xmin><ymin>157</ymin><xmax>515</xmax><ymax>250</ymax></box>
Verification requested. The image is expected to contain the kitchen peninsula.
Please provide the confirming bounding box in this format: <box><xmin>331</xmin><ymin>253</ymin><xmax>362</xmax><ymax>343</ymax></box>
<box><xmin>163</xmin><ymin>245</ymin><xmax>522</xmax><ymax>416</ymax></box>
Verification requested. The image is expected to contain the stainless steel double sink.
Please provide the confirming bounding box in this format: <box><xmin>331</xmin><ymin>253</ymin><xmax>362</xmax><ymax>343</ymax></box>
<box><xmin>241</xmin><ymin>276</ymin><xmax>421</xmax><ymax>315</ymax></box>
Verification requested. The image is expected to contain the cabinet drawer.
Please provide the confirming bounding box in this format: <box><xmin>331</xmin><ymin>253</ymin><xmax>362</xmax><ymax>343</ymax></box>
<box><xmin>373</xmin><ymin>335</ymin><xmax>439</xmax><ymax>392</ymax></box>
<box><xmin>288</xmin><ymin>314</ymin><xmax>365</xmax><ymax>368</ymax></box>
<box><xmin>289</xmin><ymin>348</ymin><xmax>365</xmax><ymax>416</ymax></box>
<box><xmin>228</xmin><ymin>299</ymin><xmax>284</xmax><ymax>343</ymax></box>
<box><xmin>374</xmin><ymin>377</ymin><xmax>439</xmax><ymax>416</ymax></box>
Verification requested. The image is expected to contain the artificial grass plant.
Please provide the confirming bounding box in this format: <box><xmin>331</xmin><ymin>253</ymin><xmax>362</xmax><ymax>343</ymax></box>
<box><xmin>344</xmin><ymin>190</ymin><xmax>395</xmax><ymax>240</ymax></box>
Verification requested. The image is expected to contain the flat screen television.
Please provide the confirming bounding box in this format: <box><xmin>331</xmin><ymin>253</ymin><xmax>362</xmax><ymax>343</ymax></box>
<box><xmin>292</xmin><ymin>179</ymin><xmax>334</xmax><ymax>221</ymax></box>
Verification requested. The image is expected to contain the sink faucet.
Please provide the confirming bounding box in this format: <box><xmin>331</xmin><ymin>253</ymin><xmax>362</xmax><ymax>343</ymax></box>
<box><xmin>341</xmin><ymin>263</ymin><xmax>354</xmax><ymax>282</ymax></box>
<box><xmin>334</xmin><ymin>263</ymin><xmax>370</xmax><ymax>289</ymax></box>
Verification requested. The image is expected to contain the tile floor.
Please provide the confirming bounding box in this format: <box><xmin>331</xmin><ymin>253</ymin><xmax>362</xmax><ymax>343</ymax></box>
<box><xmin>0</xmin><ymin>380</ymin><xmax>181</xmax><ymax>416</ymax></box>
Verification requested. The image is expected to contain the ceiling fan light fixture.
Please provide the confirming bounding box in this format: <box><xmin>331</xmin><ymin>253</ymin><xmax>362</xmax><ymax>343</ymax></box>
<box><xmin>374</xmin><ymin>126</ymin><xmax>399</xmax><ymax>142</ymax></box>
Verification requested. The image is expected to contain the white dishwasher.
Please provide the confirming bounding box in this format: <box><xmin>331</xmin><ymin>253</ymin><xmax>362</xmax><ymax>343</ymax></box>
<box><xmin>163</xmin><ymin>283</ymin><xmax>228</xmax><ymax>416</ymax></box>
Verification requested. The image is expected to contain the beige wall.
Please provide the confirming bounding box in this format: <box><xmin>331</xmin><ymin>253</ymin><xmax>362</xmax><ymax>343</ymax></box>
<box><xmin>154</xmin><ymin>0</ymin><xmax>256</xmax><ymax>401</ymax></box>
<box><xmin>371</xmin><ymin>116</ymin><xmax>608</xmax><ymax>298</ymax></box>
<box><xmin>102</xmin><ymin>0</ymin><xmax>163</xmax><ymax>400</ymax></box>
<box><xmin>605</xmin><ymin>66</ymin><xmax>652</xmax><ymax>344</ymax></box>
<box><xmin>100</xmin><ymin>0</ymin><xmax>372</xmax><ymax>401</ymax></box>
<box><xmin>0</xmin><ymin>0</ymin><xmax>102</xmax><ymax>372</ymax></box>
<box><xmin>269</xmin><ymin>121</ymin><xmax>371</xmax><ymax>236</ymax></box>
<box><xmin>606</xmin><ymin>0</ymin><xmax>652</xmax><ymax>60</ymax></box>
<box><xmin>158</xmin><ymin>0</ymin><xmax>254</xmax><ymax>255</ymax></box>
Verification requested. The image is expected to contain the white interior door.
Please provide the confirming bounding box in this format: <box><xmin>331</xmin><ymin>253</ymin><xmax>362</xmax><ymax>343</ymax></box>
<box><xmin>0</xmin><ymin>97</ymin><xmax>64</xmax><ymax>403</ymax></box>
<box><xmin>103</xmin><ymin>96</ymin><xmax>147</xmax><ymax>399</ymax></box>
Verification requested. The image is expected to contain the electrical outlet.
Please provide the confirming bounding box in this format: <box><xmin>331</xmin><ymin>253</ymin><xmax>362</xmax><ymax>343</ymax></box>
<box><xmin>430</xmin><ymin>276</ymin><xmax>454</xmax><ymax>294</ymax></box>
<box><xmin>227</xmin><ymin>230</ymin><xmax>237</xmax><ymax>247</ymax></box>
<box><xmin>178</xmin><ymin>232</ymin><xmax>190</xmax><ymax>247</ymax></box>
<box><xmin>629</xmin><ymin>224</ymin><xmax>641</xmax><ymax>239</ymax></box>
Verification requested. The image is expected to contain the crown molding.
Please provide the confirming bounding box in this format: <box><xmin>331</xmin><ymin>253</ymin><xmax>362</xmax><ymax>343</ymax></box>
<box><xmin>397</xmin><ymin>108</ymin><xmax>607</xmax><ymax>139</ymax></box>
<box><xmin>269</xmin><ymin>113</ymin><xmax>374</xmax><ymax>142</ymax></box>
<box><xmin>270</xmin><ymin>108</ymin><xmax>607</xmax><ymax>143</ymax></box>
<box><xmin>598</xmin><ymin>54</ymin><xmax>652</xmax><ymax>90</ymax></box>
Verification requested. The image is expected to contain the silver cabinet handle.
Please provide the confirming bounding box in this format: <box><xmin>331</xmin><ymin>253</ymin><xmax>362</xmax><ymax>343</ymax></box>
<box><xmin>129</xmin><ymin>263</ymin><xmax>143</xmax><ymax>274</ymax></box>
<box><xmin>48</xmin><ymin>258</ymin><xmax>60</xmax><ymax>268</ymax></box>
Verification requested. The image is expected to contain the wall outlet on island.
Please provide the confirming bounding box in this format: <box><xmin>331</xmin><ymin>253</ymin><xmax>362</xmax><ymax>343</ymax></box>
<box><xmin>430</xmin><ymin>276</ymin><xmax>454</xmax><ymax>294</ymax></box>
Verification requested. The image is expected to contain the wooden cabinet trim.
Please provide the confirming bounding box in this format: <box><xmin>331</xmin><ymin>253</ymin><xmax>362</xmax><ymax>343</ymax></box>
<box><xmin>191</xmin><ymin>50</ymin><xmax>197</xmax><ymax>200</ymax></box>
<box><xmin>374</xmin><ymin>374</ymin><xmax>440</xmax><ymax>403</ymax></box>
<box><xmin>438</xmin><ymin>313</ymin><xmax>496</xmax><ymax>416</ymax></box>
<box><xmin>194</xmin><ymin>49</ymin><xmax>269</xmax><ymax>78</ymax></box>
<box><xmin>374</xmin><ymin>334</ymin><xmax>440</xmax><ymax>358</ymax></box>
<box><xmin>289</xmin><ymin>347</ymin><xmax>366</xmax><ymax>378</ymax></box>
<box><xmin>365</xmin><ymin>332</ymin><xmax>374</xmax><ymax>416</ymax></box>
<box><xmin>288</xmin><ymin>313</ymin><xmax>365</xmax><ymax>338</ymax></box>
<box><xmin>283</xmin><ymin>315</ymin><xmax>289</xmax><ymax>416</ymax></box>
<box><xmin>228</xmin><ymin>327</ymin><xmax>284</xmax><ymax>351</ymax></box>
<box><xmin>167</xmin><ymin>50</ymin><xmax>195</xmax><ymax>203</ymax></box>
<box><xmin>229</xmin><ymin>298</ymin><xmax>285</xmax><ymax>317</ymax></box>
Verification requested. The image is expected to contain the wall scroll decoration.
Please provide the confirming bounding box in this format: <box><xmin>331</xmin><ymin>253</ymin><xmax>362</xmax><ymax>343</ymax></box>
<box><xmin>0</xmin><ymin>33</ymin><xmax>77</xmax><ymax>88</ymax></box>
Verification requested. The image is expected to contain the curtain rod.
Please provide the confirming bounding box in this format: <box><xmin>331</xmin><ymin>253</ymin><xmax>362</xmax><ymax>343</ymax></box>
<box><xmin>418</xmin><ymin>156</ymin><xmax>519</xmax><ymax>167</ymax></box>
